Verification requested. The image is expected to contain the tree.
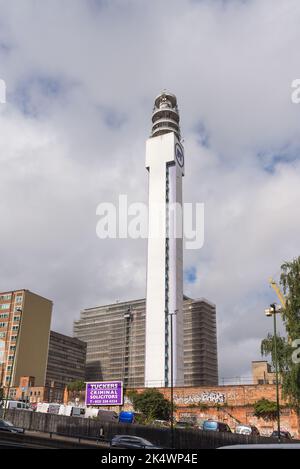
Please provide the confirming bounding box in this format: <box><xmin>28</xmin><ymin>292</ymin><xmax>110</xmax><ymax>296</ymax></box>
<box><xmin>128</xmin><ymin>388</ymin><xmax>172</xmax><ymax>422</ymax></box>
<box><xmin>67</xmin><ymin>380</ymin><xmax>85</xmax><ymax>401</ymax></box>
<box><xmin>261</xmin><ymin>257</ymin><xmax>300</xmax><ymax>410</ymax></box>
<box><xmin>253</xmin><ymin>398</ymin><xmax>280</xmax><ymax>421</ymax></box>
<box><xmin>67</xmin><ymin>380</ymin><xmax>85</xmax><ymax>392</ymax></box>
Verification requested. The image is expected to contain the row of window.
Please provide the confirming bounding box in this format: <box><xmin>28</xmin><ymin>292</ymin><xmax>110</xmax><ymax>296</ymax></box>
<box><xmin>0</xmin><ymin>294</ymin><xmax>11</xmax><ymax>301</ymax></box>
<box><xmin>0</xmin><ymin>323</ymin><xmax>19</xmax><ymax>330</ymax></box>
<box><xmin>0</xmin><ymin>295</ymin><xmax>22</xmax><ymax>306</ymax></box>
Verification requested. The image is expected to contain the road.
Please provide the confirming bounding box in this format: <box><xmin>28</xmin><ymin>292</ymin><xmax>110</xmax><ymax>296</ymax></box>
<box><xmin>0</xmin><ymin>430</ymin><xmax>110</xmax><ymax>449</ymax></box>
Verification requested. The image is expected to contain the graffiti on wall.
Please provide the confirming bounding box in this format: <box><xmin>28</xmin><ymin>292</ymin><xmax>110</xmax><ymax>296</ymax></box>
<box><xmin>124</xmin><ymin>391</ymin><xmax>226</xmax><ymax>406</ymax></box>
<box><xmin>174</xmin><ymin>391</ymin><xmax>226</xmax><ymax>405</ymax></box>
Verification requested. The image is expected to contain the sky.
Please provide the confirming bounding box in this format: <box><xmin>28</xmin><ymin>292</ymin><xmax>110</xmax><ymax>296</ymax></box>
<box><xmin>1</xmin><ymin>0</ymin><xmax>300</xmax><ymax>382</ymax></box>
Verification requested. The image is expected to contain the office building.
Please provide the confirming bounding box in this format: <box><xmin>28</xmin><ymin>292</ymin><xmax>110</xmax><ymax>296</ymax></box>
<box><xmin>45</xmin><ymin>330</ymin><xmax>87</xmax><ymax>398</ymax></box>
<box><xmin>74</xmin><ymin>297</ymin><xmax>218</xmax><ymax>387</ymax></box>
<box><xmin>0</xmin><ymin>289</ymin><xmax>52</xmax><ymax>388</ymax></box>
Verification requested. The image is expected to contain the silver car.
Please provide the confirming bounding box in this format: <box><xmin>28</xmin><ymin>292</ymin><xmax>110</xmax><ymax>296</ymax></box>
<box><xmin>235</xmin><ymin>424</ymin><xmax>260</xmax><ymax>436</ymax></box>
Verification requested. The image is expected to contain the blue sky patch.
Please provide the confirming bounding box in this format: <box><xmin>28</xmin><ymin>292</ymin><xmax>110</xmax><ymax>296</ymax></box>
<box><xmin>184</xmin><ymin>266</ymin><xmax>197</xmax><ymax>284</ymax></box>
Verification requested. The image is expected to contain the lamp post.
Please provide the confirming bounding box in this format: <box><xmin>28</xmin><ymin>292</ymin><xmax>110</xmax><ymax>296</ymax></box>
<box><xmin>264</xmin><ymin>303</ymin><xmax>281</xmax><ymax>443</ymax></box>
<box><xmin>3</xmin><ymin>307</ymin><xmax>22</xmax><ymax>419</ymax></box>
<box><xmin>169</xmin><ymin>309</ymin><xmax>177</xmax><ymax>450</ymax></box>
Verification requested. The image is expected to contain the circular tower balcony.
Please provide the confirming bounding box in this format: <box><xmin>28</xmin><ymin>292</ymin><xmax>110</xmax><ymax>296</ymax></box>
<box><xmin>151</xmin><ymin>91</ymin><xmax>181</xmax><ymax>140</ymax></box>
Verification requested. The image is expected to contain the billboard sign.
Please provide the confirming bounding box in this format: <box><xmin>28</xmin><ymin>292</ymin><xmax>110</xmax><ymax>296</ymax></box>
<box><xmin>85</xmin><ymin>381</ymin><xmax>123</xmax><ymax>406</ymax></box>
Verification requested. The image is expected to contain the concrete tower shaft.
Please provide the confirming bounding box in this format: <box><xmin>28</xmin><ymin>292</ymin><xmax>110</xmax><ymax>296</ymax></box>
<box><xmin>145</xmin><ymin>91</ymin><xmax>184</xmax><ymax>388</ymax></box>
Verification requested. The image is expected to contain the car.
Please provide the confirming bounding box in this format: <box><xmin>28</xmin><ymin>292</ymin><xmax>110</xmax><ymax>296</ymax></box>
<box><xmin>235</xmin><ymin>424</ymin><xmax>260</xmax><ymax>436</ymax></box>
<box><xmin>152</xmin><ymin>419</ymin><xmax>170</xmax><ymax>427</ymax></box>
<box><xmin>175</xmin><ymin>421</ymin><xmax>193</xmax><ymax>429</ymax></box>
<box><xmin>203</xmin><ymin>420</ymin><xmax>232</xmax><ymax>433</ymax></box>
<box><xmin>271</xmin><ymin>430</ymin><xmax>293</xmax><ymax>440</ymax></box>
<box><xmin>0</xmin><ymin>419</ymin><xmax>25</xmax><ymax>434</ymax></box>
<box><xmin>110</xmin><ymin>435</ymin><xmax>161</xmax><ymax>449</ymax></box>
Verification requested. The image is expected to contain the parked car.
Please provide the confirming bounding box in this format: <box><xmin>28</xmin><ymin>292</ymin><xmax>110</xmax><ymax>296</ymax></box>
<box><xmin>235</xmin><ymin>424</ymin><xmax>260</xmax><ymax>436</ymax></box>
<box><xmin>110</xmin><ymin>435</ymin><xmax>161</xmax><ymax>449</ymax></box>
<box><xmin>0</xmin><ymin>419</ymin><xmax>24</xmax><ymax>434</ymax></box>
<box><xmin>175</xmin><ymin>420</ymin><xmax>193</xmax><ymax>429</ymax></box>
<box><xmin>152</xmin><ymin>419</ymin><xmax>170</xmax><ymax>427</ymax></box>
<box><xmin>203</xmin><ymin>420</ymin><xmax>232</xmax><ymax>433</ymax></box>
<box><xmin>271</xmin><ymin>430</ymin><xmax>293</xmax><ymax>440</ymax></box>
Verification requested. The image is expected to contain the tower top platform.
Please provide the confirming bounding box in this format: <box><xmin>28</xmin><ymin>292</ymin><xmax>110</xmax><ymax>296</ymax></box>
<box><xmin>151</xmin><ymin>91</ymin><xmax>181</xmax><ymax>140</ymax></box>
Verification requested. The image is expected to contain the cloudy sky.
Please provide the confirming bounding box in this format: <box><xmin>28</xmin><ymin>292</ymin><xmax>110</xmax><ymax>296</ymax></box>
<box><xmin>1</xmin><ymin>0</ymin><xmax>300</xmax><ymax>381</ymax></box>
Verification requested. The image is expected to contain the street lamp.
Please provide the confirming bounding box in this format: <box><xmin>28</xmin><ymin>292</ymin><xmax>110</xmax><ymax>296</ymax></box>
<box><xmin>3</xmin><ymin>307</ymin><xmax>23</xmax><ymax>419</ymax></box>
<box><xmin>264</xmin><ymin>302</ymin><xmax>281</xmax><ymax>443</ymax></box>
<box><xmin>168</xmin><ymin>309</ymin><xmax>178</xmax><ymax>450</ymax></box>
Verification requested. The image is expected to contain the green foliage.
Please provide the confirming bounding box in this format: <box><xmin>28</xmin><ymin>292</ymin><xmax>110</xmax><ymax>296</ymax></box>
<box><xmin>281</xmin><ymin>258</ymin><xmax>300</xmax><ymax>339</ymax></box>
<box><xmin>67</xmin><ymin>380</ymin><xmax>85</xmax><ymax>392</ymax></box>
<box><xmin>261</xmin><ymin>257</ymin><xmax>300</xmax><ymax>411</ymax></box>
<box><xmin>253</xmin><ymin>398</ymin><xmax>279</xmax><ymax>421</ymax></box>
<box><xmin>261</xmin><ymin>333</ymin><xmax>291</xmax><ymax>373</ymax></box>
<box><xmin>129</xmin><ymin>388</ymin><xmax>172</xmax><ymax>422</ymax></box>
<box><xmin>134</xmin><ymin>413</ymin><xmax>147</xmax><ymax>425</ymax></box>
<box><xmin>126</xmin><ymin>389</ymin><xmax>139</xmax><ymax>403</ymax></box>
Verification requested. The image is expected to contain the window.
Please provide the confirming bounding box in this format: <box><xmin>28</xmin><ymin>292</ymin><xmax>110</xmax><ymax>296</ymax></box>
<box><xmin>12</xmin><ymin>325</ymin><xmax>19</xmax><ymax>331</ymax></box>
<box><xmin>0</xmin><ymin>332</ymin><xmax>5</xmax><ymax>339</ymax></box>
<box><xmin>0</xmin><ymin>294</ymin><xmax>11</xmax><ymax>301</ymax></box>
<box><xmin>15</xmin><ymin>296</ymin><xmax>23</xmax><ymax>303</ymax></box>
<box><xmin>0</xmin><ymin>304</ymin><xmax>10</xmax><ymax>310</ymax></box>
<box><xmin>10</xmin><ymin>346</ymin><xmax>16</xmax><ymax>351</ymax></box>
<box><xmin>0</xmin><ymin>322</ymin><xmax>7</xmax><ymax>328</ymax></box>
<box><xmin>7</xmin><ymin>365</ymin><xmax>12</xmax><ymax>371</ymax></box>
<box><xmin>13</xmin><ymin>316</ymin><xmax>20</xmax><ymax>322</ymax></box>
<box><xmin>0</xmin><ymin>314</ymin><xmax>9</xmax><ymax>319</ymax></box>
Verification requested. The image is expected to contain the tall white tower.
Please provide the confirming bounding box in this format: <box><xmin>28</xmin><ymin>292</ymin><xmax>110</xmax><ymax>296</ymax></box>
<box><xmin>145</xmin><ymin>92</ymin><xmax>184</xmax><ymax>387</ymax></box>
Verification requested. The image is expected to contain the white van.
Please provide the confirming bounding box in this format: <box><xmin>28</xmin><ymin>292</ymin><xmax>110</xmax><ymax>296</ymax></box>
<box><xmin>84</xmin><ymin>408</ymin><xmax>118</xmax><ymax>422</ymax></box>
<box><xmin>36</xmin><ymin>402</ymin><xmax>49</xmax><ymax>413</ymax></box>
<box><xmin>58</xmin><ymin>405</ymin><xmax>85</xmax><ymax>417</ymax></box>
<box><xmin>4</xmin><ymin>400</ymin><xmax>32</xmax><ymax>411</ymax></box>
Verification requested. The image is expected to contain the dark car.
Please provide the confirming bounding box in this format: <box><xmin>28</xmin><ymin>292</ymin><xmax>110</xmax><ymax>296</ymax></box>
<box><xmin>203</xmin><ymin>420</ymin><xmax>231</xmax><ymax>433</ymax></box>
<box><xmin>110</xmin><ymin>435</ymin><xmax>161</xmax><ymax>449</ymax></box>
<box><xmin>175</xmin><ymin>421</ymin><xmax>194</xmax><ymax>429</ymax></box>
<box><xmin>0</xmin><ymin>419</ymin><xmax>24</xmax><ymax>434</ymax></box>
<box><xmin>271</xmin><ymin>430</ymin><xmax>293</xmax><ymax>440</ymax></box>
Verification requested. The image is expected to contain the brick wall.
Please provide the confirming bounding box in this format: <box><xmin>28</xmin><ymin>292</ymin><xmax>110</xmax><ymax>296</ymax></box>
<box><xmin>124</xmin><ymin>384</ymin><xmax>300</xmax><ymax>438</ymax></box>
